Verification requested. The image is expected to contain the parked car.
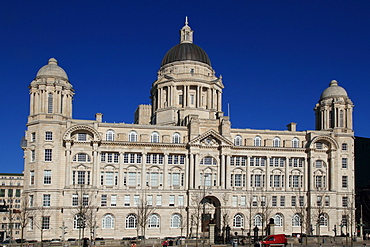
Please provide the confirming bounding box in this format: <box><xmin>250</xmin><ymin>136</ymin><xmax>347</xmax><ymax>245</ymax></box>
<box><xmin>256</xmin><ymin>234</ymin><xmax>287</xmax><ymax>247</ymax></box>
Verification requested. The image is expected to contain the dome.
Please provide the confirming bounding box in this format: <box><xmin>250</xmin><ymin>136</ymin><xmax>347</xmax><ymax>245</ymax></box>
<box><xmin>320</xmin><ymin>80</ymin><xmax>348</xmax><ymax>100</ymax></box>
<box><xmin>36</xmin><ymin>58</ymin><xmax>68</xmax><ymax>80</ymax></box>
<box><xmin>161</xmin><ymin>43</ymin><xmax>211</xmax><ymax>67</ymax></box>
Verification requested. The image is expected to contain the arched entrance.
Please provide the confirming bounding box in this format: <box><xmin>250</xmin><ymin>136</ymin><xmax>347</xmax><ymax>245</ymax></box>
<box><xmin>200</xmin><ymin>195</ymin><xmax>221</xmax><ymax>238</ymax></box>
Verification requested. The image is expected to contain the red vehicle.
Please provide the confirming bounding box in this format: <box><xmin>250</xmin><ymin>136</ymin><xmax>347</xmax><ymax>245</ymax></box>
<box><xmin>257</xmin><ymin>234</ymin><xmax>287</xmax><ymax>247</ymax></box>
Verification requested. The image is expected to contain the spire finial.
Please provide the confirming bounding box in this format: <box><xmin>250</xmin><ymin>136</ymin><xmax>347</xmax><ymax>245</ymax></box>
<box><xmin>185</xmin><ymin>16</ymin><xmax>188</xmax><ymax>25</ymax></box>
<box><xmin>180</xmin><ymin>17</ymin><xmax>193</xmax><ymax>44</ymax></box>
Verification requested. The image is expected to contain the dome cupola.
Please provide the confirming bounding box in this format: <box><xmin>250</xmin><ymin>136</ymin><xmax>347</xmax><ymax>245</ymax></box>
<box><xmin>36</xmin><ymin>58</ymin><xmax>68</xmax><ymax>80</ymax></box>
<box><xmin>320</xmin><ymin>80</ymin><xmax>348</xmax><ymax>100</ymax></box>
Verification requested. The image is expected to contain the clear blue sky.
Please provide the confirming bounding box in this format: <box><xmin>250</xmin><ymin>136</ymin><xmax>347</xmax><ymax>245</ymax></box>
<box><xmin>1</xmin><ymin>0</ymin><xmax>370</xmax><ymax>173</ymax></box>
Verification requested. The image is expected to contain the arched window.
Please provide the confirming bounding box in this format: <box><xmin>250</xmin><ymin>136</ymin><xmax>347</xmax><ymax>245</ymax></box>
<box><xmin>319</xmin><ymin>214</ymin><xmax>328</xmax><ymax>227</ymax></box>
<box><xmin>292</xmin><ymin>214</ymin><xmax>301</xmax><ymax>227</ymax></box>
<box><xmin>148</xmin><ymin>214</ymin><xmax>160</xmax><ymax>228</ymax></box>
<box><xmin>151</xmin><ymin>132</ymin><xmax>160</xmax><ymax>143</ymax></box>
<box><xmin>170</xmin><ymin>214</ymin><xmax>181</xmax><ymax>228</ymax></box>
<box><xmin>126</xmin><ymin>214</ymin><xmax>137</xmax><ymax>229</ymax></box>
<box><xmin>234</xmin><ymin>135</ymin><xmax>242</xmax><ymax>146</ymax></box>
<box><xmin>73</xmin><ymin>153</ymin><xmax>91</xmax><ymax>162</ymax></box>
<box><xmin>254</xmin><ymin>214</ymin><xmax>262</xmax><ymax>227</ymax></box>
<box><xmin>292</xmin><ymin>138</ymin><xmax>299</xmax><ymax>148</ymax></box>
<box><xmin>273</xmin><ymin>137</ymin><xmax>280</xmax><ymax>147</ymax></box>
<box><xmin>106</xmin><ymin>130</ymin><xmax>115</xmax><ymax>141</ymax></box>
<box><xmin>274</xmin><ymin>214</ymin><xmax>283</xmax><ymax>227</ymax></box>
<box><xmin>200</xmin><ymin>156</ymin><xmax>217</xmax><ymax>165</ymax></box>
<box><xmin>233</xmin><ymin>213</ymin><xmax>244</xmax><ymax>228</ymax></box>
<box><xmin>102</xmin><ymin>214</ymin><xmax>115</xmax><ymax>229</ymax></box>
<box><xmin>254</xmin><ymin>136</ymin><xmax>262</xmax><ymax>147</ymax></box>
<box><xmin>129</xmin><ymin>131</ymin><xmax>138</xmax><ymax>142</ymax></box>
<box><xmin>47</xmin><ymin>93</ymin><xmax>53</xmax><ymax>113</ymax></box>
<box><xmin>73</xmin><ymin>214</ymin><xmax>86</xmax><ymax>229</ymax></box>
<box><xmin>172</xmin><ymin>133</ymin><xmax>181</xmax><ymax>144</ymax></box>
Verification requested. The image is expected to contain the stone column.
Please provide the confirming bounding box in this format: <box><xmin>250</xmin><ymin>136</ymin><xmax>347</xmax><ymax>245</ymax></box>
<box><xmin>163</xmin><ymin>153</ymin><xmax>168</xmax><ymax>189</ymax></box>
<box><xmin>141</xmin><ymin>153</ymin><xmax>147</xmax><ymax>187</ymax></box>
<box><xmin>92</xmin><ymin>141</ymin><xmax>99</xmax><ymax>187</ymax></box>
<box><xmin>65</xmin><ymin>141</ymin><xmax>72</xmax><ymax>187</ymax></box>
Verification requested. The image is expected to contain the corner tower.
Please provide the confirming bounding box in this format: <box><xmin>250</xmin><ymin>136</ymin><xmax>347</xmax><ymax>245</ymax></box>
<box><xmin>151</xmin><ymin>18</ymin><xmax>224</xmax><ymax>125</ymax></box>
<box><xmin>28</xmin><ymin>58</ymin><xmax>74</xmax><ymax>122</ymax></box>
<box><xmin>315</xmin><ymin>80</ymin><xmax>354</xmax><ymax>132</ymax></box>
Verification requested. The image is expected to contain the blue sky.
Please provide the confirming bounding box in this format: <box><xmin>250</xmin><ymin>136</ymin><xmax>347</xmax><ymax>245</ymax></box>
<box><xmin>1</xmin><ymin>0</ymin><xmax>370</xmax><ymax>173</ymax></box>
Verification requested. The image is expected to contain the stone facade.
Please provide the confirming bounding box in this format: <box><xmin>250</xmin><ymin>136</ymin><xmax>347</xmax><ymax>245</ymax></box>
<box><xmin>22</xmin><ymin>20</ymin><xmax>355</xmax><ymax>241</ymax></box>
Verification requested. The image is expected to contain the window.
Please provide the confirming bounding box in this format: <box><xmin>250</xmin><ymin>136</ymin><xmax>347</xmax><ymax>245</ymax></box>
<box><xmin>342</xmin><ymin>197</ymin><xmax>348</xmax><ymax>207</ymax></box>
<box><xmin>47</xmin><ymin>93</ymin><xmax>53</xmax><ymax>113</ymax></box>
<box><xmin>325</xmin><ymin>196</ymin><xmax>330</xmax><ymax>207</ymax></box>
<box><xmin>315</xmin><ymin>175</ymin><xmax>325</xmax><ymax>188</ymax></box>
<box><xmin>299</xmin><ymin>196</ymin><xmax>304</xmax><ymax>207</ymax></box>
<box><xmin>170</xmin><ymin>214</ymin><xmax>181</xmax><ymax>228</ymax></box>
<box><xmin>178</xmin><ymin>195</ymin><xmax>184</xmax><ymax>206</ymax></box>
<box><xmin>31</xmin><ymin>150</ymin><xmax>35</xmax><ymax>162</ymax></box>
<box><xmin>146</xmin><ymin>153</ymin><xmax>164</xmax><ymax>164</ymax></box>
<box><xmin>200</xmin><ymin>156</ymin><xmax>217</xmax><ymax>165</ymax></box>
<box><xmin>269</xmin><ymin>157</ymin><xmax>285</xmax><ymax>167</ymax></box>
<box><xmin>317</xmin><ymin>196</ymin><xmax>322</xmax><ymax>206</ymax></box>
<box><xmin>240</xmin><ymin>196</ymin><xmax>246</xmax><ymax>207</ymax></box>
<box><xmin>8</xmin><ymin>189</ymin><xmax>13</xmax><ymax>197</ymax></box>
<box><xmin>291</xmin><ymin>196</ymin><xmax>296</xmax><ymax>207</ymax></box>
<box><xmin>342</xmin><ymin>143</ymin><xmax>348</xmax><ymax>151</ymax></box>
<box><xmin>124</xmin><ymin>171</ymin><xmax>141</xmax><ymax>186</ymax></box>
<box><xmin>45</xmin><ymin>131</ymin><xmax>53</xmax><ymax>141</ymax></box>
<box><xmin>102</xmin><ymin>214</ymin><xmax>115</xmax><ymax>229</ymax></box>
<box><xmin>29</xmin><ymin>195</ymin><xmax>34</xmax><ymax>207</ymax></box>
<box><xmin>254</xmin><ymin>136</ymin><xmax>262</xmax><ymax>147</ymax></box>
<box><xmin>251</xmin><ymin>174</ymin><xmax>264</xmax><ymax>187</ymax></box>
<box><xmin>316</xmin><ymin>142</ymin><xmax>323</xmax><ymax>149</ymax></box>
<box><xmin>292</xmin><ymin>138</ymin><xmax>299</xmax><ymax>148</ymax></box>
<box><xmin>42</xmin><ymin>216</ymin><xmax>50</xmax><ymax>230</ymax></box>
<box><xmin>147</xmin><ymin>195</ymin><xmax>153</xmax><ymax>206</ymax></box>
<box><xmin>168</xmin><ymin>154</ymin><xmax>185</xmax><ymax>164</ymax></box>
<box><xmin>172</xmin><ymin>133</ymin><xmax>181</xmax><ymax>144</ymax></box>
<box><xmin>106</xmin><ymin>130</ymin><xmax>115</xmax><ymax>141</ymax></box>
<box><xmin>148</xmin><ymin>214</ymin><xmax>160</xmax><ymax>228</ymax></box>
<box><xmin>190</xmin><ymin>94</ymin><xmax>195</xmax><ymax>104</ymax></box>
<box><xmin>151</xmin><ymin>132</ymin><xmax>160</xmax><ymax>143</ymax></box>
<box><xmin>252</xmin><ymin>196</ymin><xmax>258</xmax><ymax>207</ymax></box>
<box><xmin>339</xmin><ymin>110</ymin><xmax>344</xmax><ymax>127</ymax></box>
<box><xmin>78</xmin><ymin>133</ymin><xmax>87</xmax><ymax>141</ymax></box>
<box><xmin>250</xmin><ymin>157</ymin><xmax>266</xmax><ymax>166</ymax></box>
<box><xmin>30</xmin><ymin>171</ymin><xmax>35</xmax><ymax>185</ymax></box>
<box><xmin>232</xmin><ymin>196</ymin><xmax>238</xmax><ymax>207</ymax></box>
<box><xmin>254</xmin><ymin>214</ymin><xmax>262</xmax><ymax>227</ymax></box>
<box><xmin>234</xmin><ymin>135</ymin><xmax>242</xmax><ymax>146</ymax></box>
<box><xmin>341</xmin><ymin>215</ymin><xmax>348</xmax><ymax>226</ymax></box>
<box><xmin>128</xmin><ymin>131</ymin><xmax>138</xmax><ymax>142</ymax></box>
<box><xmin>73</xmin><ymin>214</ymin><xmax>86</xmax><ymax>229</ymax></box>
<box><xmin>169</xmin><ymin>195</ymin><xmax>175</xmax><ymax>206</ymax></box>
<box><xmin>272</xmin><ymin>196</ymin><xmax>277</xmax><ymax>206</ymax></box>
<box><xmin>44</xmin><ymin>149</ymin><xmax>52</xmax><ymax>161</ymax></box>
<box><xmin>270</xmin><ymin>174</ymin><xmax>284</xmax><ymax>188</ymax></box>
<box><xmin>156</xmin><ymin>195</ymin><xmax>162</xmax><ymax>206</ymax></box>
<box><xmin>315</xmin><ymin>160</ymin><xmax>323</xmax><ymax>168</ymax></box>
<box><xmin>73</xmin><ymin>153</ymin><xmax>91</xmax><ymax>162</ymax></box>
<box><xmin>29</xmin><ymin>217</ymin><xmax>34</xmax><ymax>230</ymax></box>
<box><xmin>111</xmin><ymin>195</ymin><xmax>117</xmax><ymax>207</ymax></box>
<box><xmin>230</xmin><ymin>156</ymin><xmax>247</xmax><ymax>166</ymax></box>
<box><xmin>44</xmin><ymin>170</ymin><xmax>51</xmax><ymax>184</ymax></box>
<box><xmin>292</xmin><ymin>214</ymin><xmax>301</xmax><ymax>227</ymax></box>
<box><xmin>72</xmin><ymin>194</ymin><xmax>78</xmax><ymax>206</ymax></box>
<box><xmin>43</xmin><ymin>194</ymin><xmax>50</xmax><ymax>207</ymax></box>
<box><xmin>101</xmin><ymin>194</ymin><xmax>107</xmax><ymax>206</ymax></box>
<box><xmin>179</xmin><ymin>95</ymin><xmax>183</xmax><ymax>105</ymax></box>
<box><xmin>31</xmin><ymin>132</ymin><xmax>36</xmax><ymax>142</ymax></box>
<box><xmin>126</xmin><ymin>214</ymin><xmax>137</xmax><ymax>229</ymax></box>
<box><xmin>342</xmin><ymin>158</ymin><xmax>348</xmax><ymax>168</ymax></box>
<box><xmin>273</xmin><ymin>137</ymin><xmax>281</xmax><ymax>147</ymax></box>
<box><xmin>280</xmin><ymin>196</ymin><xmax>285</xmax><ymax>207</ymax></box>
<box><xmin>274</xmin><ymin>214</ymin><xmax>283</xmax><ymax>227</ymax></box>
<box><xmin>319</xmin><ymin>214</ymin><xmax>328</xmax><ymax>227</ymax></box>
<box><xmin>290</xmin><ymin>175</ymin><xmax>302</xmax><ymax>188</ymax></box>
<box><xmin>123</xmin><ymin>153</ymin><xmax>142</xmax><ymax>164</ymax></box>
<box><xmin>231</xmin><ymin>174</ymin><xmax>245</xmax><ymax>187</ymax></box>
<box><xmin>289</xmin><ymin>158</ymin><xmax>304</xmax><ymax>167</ymax></box>
<box><xmin>233</xmin><ymin>213</ymin><xmax>244</xmax><ymax>228</ymax></box>
<box><xmin>342</xmin><ymin>176</ymin><xmax>348</xmax><ymax>188</ymax></box>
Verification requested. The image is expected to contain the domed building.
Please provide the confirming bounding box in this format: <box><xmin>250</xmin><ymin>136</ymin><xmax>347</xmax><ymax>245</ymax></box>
<box><xmin>22</xmin><ymin>20</ymin><xmax>355</xmax><ymax>242</ymax></box>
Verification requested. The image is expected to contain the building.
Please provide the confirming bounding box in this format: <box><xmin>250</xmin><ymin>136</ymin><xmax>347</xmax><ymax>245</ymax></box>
<box><xmin>0</xmin><ymin>173</ymin><xmax>24</xmax><ymax>241</ymax></box>
<box><xmin>22</xmin><ymin>20</ymin><xmax>355</xmax><ymax>241</ymax></box>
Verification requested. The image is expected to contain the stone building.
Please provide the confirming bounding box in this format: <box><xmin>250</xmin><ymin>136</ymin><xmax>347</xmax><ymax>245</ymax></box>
<box><xmin>22</xmin><ymin>20</ymin><xmax>355</xmax><ymax>241</ymax></box>
<box><xmin>0</xmin><ymin>173</ymin><xmax>24</xmax><ymax>241</ymax></box>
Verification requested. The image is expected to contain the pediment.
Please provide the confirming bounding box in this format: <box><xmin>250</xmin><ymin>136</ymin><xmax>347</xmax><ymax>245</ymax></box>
<box><xmin>189</xmin><ymin>129</ymin><xmax>233</xmax><ymax>147</ymax></box>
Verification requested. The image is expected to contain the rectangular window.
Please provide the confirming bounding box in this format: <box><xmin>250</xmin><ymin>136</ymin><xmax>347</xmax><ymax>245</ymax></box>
<box><xmin>179</xmin><ymin>95</ymin><xmax>183</xmax><ymax>105</ymax></box>
<box><xmin>252</xmin><ymin>196</ymin><xmax>258</xmax><ymax>207</ymax></box>
<box><xmin>169</xmin><ymin>195</ymin><xmax>175</xmax><ymax>206</ymax></box>
<box><xmin>44</xmin><ymin>149</ymin><xmax>52</xmax><ymax>161</ymax></box>
<box><xmin>315</xmin><ymin>175</ymin><xmax>323</xmax><ymax>188</ymax></box>
<box><xmin>232</xmin><ymin>196</ymin><xmax>237</xmax><ymax>207</ymax></box>
<box><xmin>178</xmin><ymin>195</ymin><xmax>184</xmax><ymax>206</ymax></box>
<box><xmin>254</xmin><ymin>175</ymin><xmax>262</xmax><ymax>187</ymax></box>
<box><xmin>45</xmin><ymin>131</ymin><xmax>53</xmax><ymax>141</ymax></box>
<box><xmin>72</xmin><ymin>194</ymin><xmax>78</xmax><ymax>206</ymax></box>
<box><xmin>342</xmin><ymin>176</ymin><xmax>348</xmax><ymax>188</ymax></box>
<box><xmin>0</xmin><ymin>189</ymin><xmax>5</xmax><ymax>197</ymax></box>
<box><xmin>261</xmin><ymin>196</ymin><xmax>266</xmax><ymax>207</ymax></box>
<box><xmin>42</xmin><ymin>194</ymin><xmax>50</xmax><ymax>207</ymax></box>
<box><xmin>291</xmin><ymin>196</ymin><xmax>296</xmax><ymax>207</ymax></box>
<box><xmin>235</xmin><ymin>174</ymin><xmax>242</xmax><ymax>187</ymax></box>
<box><xmin>240</xmin><ymin>196</ymin><xmax>246</xmax><ymax>207</ymax></box>
<box><xmin>77</xmin><ymin>171</ymin><xmax>85</xmax><ymax>185</ymax></box>
<box><xmin>105</xmin><ymin>172</ymin><xmax>113</xmax><ymax>186</ymax></box>
<box><xmin>317</xmin><ymin>196</ymin><xmax>322</xmax><ymax>206</ymax></box>
<box><xmin>29</xmin><ymin>217</ymin><xmax>33</xmax><ymax>230</ymax></box>
<box><xmin>42</xmin><ymin>216</ymin><xmax>50</xmax><ymax>230</ymax></box>
<box><xmin>44</xmin><ymin>170</ymin><xmax>51</xmax><ymax>184</ymax></box>
<box><xmin>82</xmin><ymin>194</ymin><xmax>89</xmax><ymax>206</ymax></box>
<box><xmin>134</xmin><ymin>195</ymin><xmax>140</xmax><ymax>206</ymax></box>
<box><xmin>342</xmin><ymin>197</ymin><xmax>348</xmax><ymax>207</ymax></box>
<box><xmin>156</xmin><ymin>195</ymin><xmax>162</xmax><ymax>206</ymax></box>
<box><xmin>325</xmin><ymin>196</ymin><xmax>330</xmax><ymax>207</ymax></box>
<box><xmin>147</xmin><ymin>195</ymin><xmax>153</xmax><ymax>206</ymax></box>
<box><xmin>172</xmin><ymin>173</ymin><xmax>180</xmax><ymax>186</ymax></box>
<box><xmin>101</xmin><ymin>194</ymin><xmax>107</xmax><ymax>206</ymax></box>
<box><xmin>272</xmin><ymin>196</ymin><xmax>277</xmax><ymax>207</ymax></box>
<box><xmin>31</xmin><ymin>150</ymin><xmax>35</xmax><ymax>162</ymax></box>
<box><xmin>280</xmin><ymin>196</ymin><xmax>285</xmax><ymax>207</ymax></box>
<box><xmin>111</xmin><ymin>195</ymin><xmax>117</xmax><ymax>207</ymax></box>
<box><xmin>124</xmin><ymin>195</ymin><xmax>130</xmax><ymax>206</ymax></box>
<box><xmin>30</xmin><ymin>171</ymin><xmax>35</xmax><ymax>185</ymax></box>
<box><xmin>190</xmin><ymin>94</ymin><xmax>195</xmax><ymax>105</ymax></box>
<box><xmin>342</xmin><ymin>158</ymin><xmax>348</xmax><ymax>168</ymax></box>
<box><xmin>29</xmin><ymin>195</ymin><xmax>34</xmax><ymax>207</ymax></box>
<box><xmin>8</xmin><ymin>189</ymin><xmax>13</xmax><ymax>197</ymax></box>
<box><xmin>31</xmin><ymin>132</ymin><xmax>36</xmax><ymax>142</ymax></box>
<box><xmin>299</xmin><ymin>196</ymin><xmax>304</xmax><ymax>207</ymax></box>
<box><xmin>78</xmin><ymin>133</ymin><xmax>87</xmax><ymax>141</ymax></box>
